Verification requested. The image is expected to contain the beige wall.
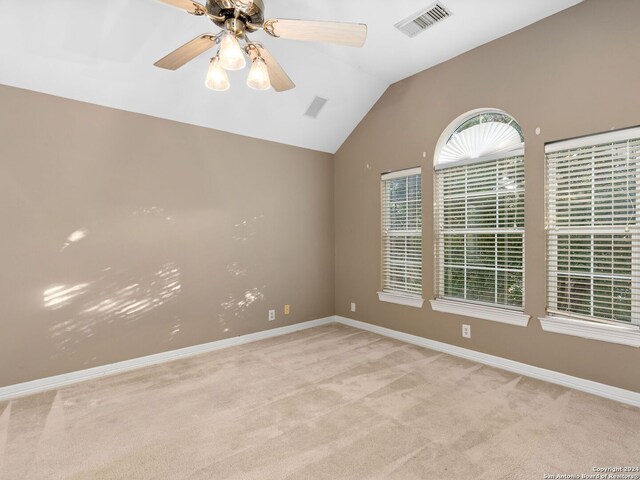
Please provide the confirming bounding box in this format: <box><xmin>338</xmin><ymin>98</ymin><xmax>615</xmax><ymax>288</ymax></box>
<box><xmin>334</xmin><ymin>0</ymin><xmax>640</xmax><ymax>392</ymax></box>
<box><xmin>0</xmin><ymin>85</ymin><xmax>334</xmax><ymax>387</ymax></box>
<box><xmin>2</xmin><ymin>0</ymin><xmax>639</xmax><ymax>394</ymax></box>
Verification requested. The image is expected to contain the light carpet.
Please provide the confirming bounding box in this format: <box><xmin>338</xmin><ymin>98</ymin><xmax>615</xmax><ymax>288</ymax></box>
<box><xmin>0</xmin><ymin>323</ymin><xmax>638</xmax><ymax>479</ymax></box>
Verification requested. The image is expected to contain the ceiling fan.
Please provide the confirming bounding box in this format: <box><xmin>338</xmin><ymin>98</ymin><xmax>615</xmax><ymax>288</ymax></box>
<box><xmin>153</xmin><ymin>0</ymin><xmax>368</xmax><ymax>92</ymax></box>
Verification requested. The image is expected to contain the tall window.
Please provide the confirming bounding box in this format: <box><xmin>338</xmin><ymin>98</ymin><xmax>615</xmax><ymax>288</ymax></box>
<box><xmin>434</xmin><ymin>111</ymin><xmax>526</xmax><ymax>318</ymax></box>
<box><xmin>546</xmin><ymin>127</ymin><xmax>640</xmax><ymax>326</ymax></box>
<box><xmin>379</xmin><ymin>168</ymin><xmax>422</xmax><ymax>305</ymax></box>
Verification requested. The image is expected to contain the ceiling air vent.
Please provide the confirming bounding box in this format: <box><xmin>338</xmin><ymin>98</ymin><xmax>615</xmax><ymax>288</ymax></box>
<box><xmin>395</xmin><ymin>2</ymin><xmax>452</xmax><ymax>38</ymax></box>
<box><xmin>304</xmin><ymin>96</ymin><xmax>328</xmax><ymax>119</ymax></box>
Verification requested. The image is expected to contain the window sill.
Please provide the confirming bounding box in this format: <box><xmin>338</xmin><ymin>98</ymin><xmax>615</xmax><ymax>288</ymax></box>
<box><xmin>429</xmin><ymin>299</ymin><xmax>530</xmax><ymax>327</ymax></box>
<box><xmin>377</xmin><ymin>292</ymin><xmax>424</xmax><ymax>308</ymax></box>
<box><xmin>539</xmin><ymin>316</ymin><xmax>640</xmax><ymax>348</ymax></box>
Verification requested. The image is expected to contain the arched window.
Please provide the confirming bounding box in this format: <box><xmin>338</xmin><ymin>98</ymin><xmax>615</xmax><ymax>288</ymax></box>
<box><xmin>431</xmin><ymin>110</ymin><xmax>528</xmax><ymax>324</ymax></box>
<box><xmin>437</xmin><ymin>111</ymin><xmax>523</xmax><ymax>168</ymax></box>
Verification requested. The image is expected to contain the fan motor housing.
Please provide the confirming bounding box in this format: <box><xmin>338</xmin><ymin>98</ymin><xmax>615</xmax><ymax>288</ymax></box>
<box><xmin>206</xmin><ymin>0</ymin><xmax>265</xmax><ymax>27</ymax></box>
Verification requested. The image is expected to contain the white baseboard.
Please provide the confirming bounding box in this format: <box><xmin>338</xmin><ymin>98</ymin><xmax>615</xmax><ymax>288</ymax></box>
<box><xmin>3</xmin><ymin>315</ymin><xmax>638</xmax><ymax>409</ymax></box>
<box><xmin>334</xmin><ymin>316</ymin><xmax>640</xmax><ymax>408</ymax></box>
<box><xmin>0</xmin><ymin>317</ymin><xmax>335</xmax><ymax>402</ymax></box>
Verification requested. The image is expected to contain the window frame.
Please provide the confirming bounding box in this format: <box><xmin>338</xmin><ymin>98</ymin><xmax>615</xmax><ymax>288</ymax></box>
<box><xmin>541</xmin><ymin>127</ymin><xmax>640</xmax><ymax>347</ymax></box>
<box><xmin>431</xmin><ymin>110</ymin><xmax>530</xmax><ymax>326</ymax></box>
<box><xmin>378</xmin><ymin>167</ymin><xmax>424</xmax><ymax>308</ymax></box>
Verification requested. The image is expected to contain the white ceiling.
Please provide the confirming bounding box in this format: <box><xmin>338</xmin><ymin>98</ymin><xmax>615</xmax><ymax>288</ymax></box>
<box><xmin>0</xmin><ymin>0</ymin><xmax>582</xmax><ymax>153</ymax></box>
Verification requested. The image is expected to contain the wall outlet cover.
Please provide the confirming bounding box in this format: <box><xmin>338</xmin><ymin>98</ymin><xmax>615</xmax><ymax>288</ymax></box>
<box><xmin>462</xmin><ymin>324</ymin><xmax>471</xmax><ymax>338</ymax></box>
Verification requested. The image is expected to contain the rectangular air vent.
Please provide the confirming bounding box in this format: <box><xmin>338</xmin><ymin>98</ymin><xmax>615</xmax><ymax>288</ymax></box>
<box><xmin>304</xmin><ymin>96</ymin><xmax>328</xmax><ymax>119</ymax></box>
<box><xmin>395</xmin><ymin>2</ymin><xmax>452</xmax><ymax>38</ymax></box>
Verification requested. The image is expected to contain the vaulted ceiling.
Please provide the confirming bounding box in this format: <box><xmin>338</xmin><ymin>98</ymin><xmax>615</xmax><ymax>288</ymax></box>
<box><xmin>0</xmin><ymin>0</ymin><xmax>582</xmax><ymax>153</ymax></box>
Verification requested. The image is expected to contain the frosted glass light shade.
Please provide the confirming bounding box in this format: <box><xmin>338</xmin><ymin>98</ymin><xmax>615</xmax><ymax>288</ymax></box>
<box><xmin>246</xmin><ymin>57</ymin><xmax>271</xmax><ymax>91</ymax></box>
<box><xmin>205</xmin><ymin>57</ymin><xmax>230</xmax><ymax>91</ymax></box>
<box><xmin>219</xmin><ymin>34</ymin><xmax>246</xmax><ymax>71</ymax></box>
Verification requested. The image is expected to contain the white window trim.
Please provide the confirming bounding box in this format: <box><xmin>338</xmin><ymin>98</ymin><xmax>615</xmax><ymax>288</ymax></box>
<box><xmin>433</xmin><ymin>110</ymin><xmax>526</xmax><ymax>316</ymax></box>
<box><xmin>545</xmin><ymin>127</ymin><xmax>640</xmax><ymax>330</ymax></box>
<box><xmin>381</xmin><ymin>167</ymin><xmax>423</xmax><ymax>299</ymax></box>
<box><xmin>381</xmin><ymin>167</ymin><xmax>421</xmax><ymax>181</ymax></box>
<box><xmin>378</xmin><ymin>291</ymin><xmax>424</xmax><ymax>308</ymax></box>
<box><xmin>546</xmin><ymin>126</ymin><xmax>640</xmax><ymax>153</ymax></box>
<box><xmin>539</xmin><ymin>315</ymin><xmax>640</xmax><ymax>348</ymax></box>
<box><xmin>430</xmin><ymin>298</ymin><xmax>530</xmax><ymax>327</ymax></box>
<box><xmin>434</xmin><ymin>155</ymin><xmax>525</xmax><ymax>311</ymax></box>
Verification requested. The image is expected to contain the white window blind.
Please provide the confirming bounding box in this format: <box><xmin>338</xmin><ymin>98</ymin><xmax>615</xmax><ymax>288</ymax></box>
<box><xmin>381</xmin><ymin>168</ymin><xmax>422</xmax><ymax>297</ymax></box>
<box><xmin>435</xmin><ymin>155</ymin><xmax>525</xmax><ymax>308</ymax></box>
<box><xmin>546</xmin><ymin>128</ymin><xmax>640</xmax><ymax>325</ymax></box>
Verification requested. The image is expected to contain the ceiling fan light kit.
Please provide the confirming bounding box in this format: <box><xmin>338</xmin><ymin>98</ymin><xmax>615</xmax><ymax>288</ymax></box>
<box><xmin>218</xmin><ymin>32</ymin><xmax>247</xmax><ymax>71</ymax></box>
<box><xmin>205</xmin><ymin>55</ymin><xmax>230</xmax><ymax>91</ymax></box>
<box><xmin>153</xmin><ymin>0</ymin><xmax>368</xmax><ymax>92</ymax></box>
<box><xmin>246</xmin><ymin>56</ymin><xmax>271</xmax><ymax>90</ymax></box>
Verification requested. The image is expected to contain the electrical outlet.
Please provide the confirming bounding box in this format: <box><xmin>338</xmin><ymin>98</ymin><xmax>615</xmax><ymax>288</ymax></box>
<box><xmin>284</xmin><ymin>304</ymin><xmax>290</xmax><ymax>315</ymax></box>
<box><xmin>268</xmin><ymin>309</ymin><xmax>275</xmax><ymax>321</ymax></box>
<box><xmin>351</xmin><ymin>302</ymin><xmax>356</xmax><ymax>312</ymax></box>
<box><xmin>462</xmin><ymin>324</ymin><xmax>471</xmax><ymax>339</ymax></box>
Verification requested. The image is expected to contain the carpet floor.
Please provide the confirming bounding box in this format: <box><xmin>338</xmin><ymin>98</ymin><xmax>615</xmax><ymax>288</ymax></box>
<box><xmin>0</xmin><ymin>323</ymin><xmax>638</xmax><ymax>479</ymax></box>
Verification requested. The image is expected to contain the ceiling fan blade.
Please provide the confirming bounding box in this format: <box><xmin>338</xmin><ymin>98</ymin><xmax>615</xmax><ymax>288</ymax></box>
<box><xmin>154</xmin><ymin>34</ymin><xmax>215</xmax><ymax>70</ymax></box>
<box><xmin>263</xmin><ymin>19</ymin><xmax>367</xmax><ymax>47</ymax></box>
<box><xmin>248</xmin><ymin>45</ymin><xmax>295</xmax><ymax>92</ymax></box>
<box><xmin>155</xmin><ymin>0</ymin><xmax>206</xmax><ymax>16</ymax></box>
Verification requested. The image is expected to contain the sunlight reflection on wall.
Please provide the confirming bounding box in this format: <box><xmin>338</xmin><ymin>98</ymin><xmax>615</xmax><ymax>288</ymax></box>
<box><xmin>44</xmin><ymin>262</ymin><xmax>182</xmax><ymax>352</ymax></box>
<box><xmin>43</xmin><ymin>284</ymin><xmax>90</xmax><ymax>310</ymax></box>
<box><xmin>232</xmin><ymin>215</ymin><xmax>264</xmax><ymax>242</ymax></box>
<box><xmin>60</xmin><ymin>228</ymin><xmax>89</xmax><ymax>252</ymax></box>
<box><xmin>80</xmin><ymin>263</ymin><xmax>181</xmax><ymax>320</ymax></box>
<box><xmin>218</xmin><ymin>287</ymin><xmax>265</xmax><ymax>333</ymax></box>
<box><xmin>43</xmin><ymin>209</ymin><xmax>268</xmax><ymax>352</ymax></box>
<box><xmin>216</xmin><ymin>214</ymin><xmax>267</xmax><ymax>334</ymax></box>
<box><xmin>226</xmin><ymin>262</ymin><xmax>247</xmax><ymax>278</ymax></box>
<box><xmin>131</xmin><ymin>206</ymin><xmax>176</xmax><ymax>224</ymax></box>
<box><xmin>40</xmin><ymin>210</ymin><xmax>185</xmax><ymax>355</ymax></box>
